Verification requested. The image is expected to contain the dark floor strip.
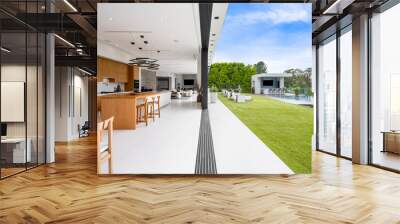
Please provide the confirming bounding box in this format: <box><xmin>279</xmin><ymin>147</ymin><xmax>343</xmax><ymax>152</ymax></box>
<box><xmin>195</xmin><ymin>109</ymin><xmax>217</xmax><ymax>175</ymax></box>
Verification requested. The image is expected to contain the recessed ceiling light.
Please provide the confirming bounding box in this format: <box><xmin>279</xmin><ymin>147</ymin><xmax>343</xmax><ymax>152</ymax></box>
<box><xmin>214</xmin><ymin>16</ymin><xmax>219</xmax><ymax>19</ymax></box>
<box><xmin>109</xmin><ymin>17</ymin><xmax>113</xmax><ymax>21</ymax></box>
<box><xmin>173</xmin><ymin>40</ymin><xmax>179</xmax><ymax>43</ymax></box>
<box><xmin>131</xmin><ymin>42</ymin><xmax>135</xmax><ymax>45</ymax></box>
<box><xmin>140</xmin><ymin>35</ymin><xmax>144</xmax><ymax>38</ymax></box>
<box><xmin>139</xmin><ymin>47</ymin><xmax>142</xmax><ymax>50</ymax></box>
<box><xmin>144</xmin><ymin>41</ymin><xmax>148</xmax><ymax>44</ymax></box>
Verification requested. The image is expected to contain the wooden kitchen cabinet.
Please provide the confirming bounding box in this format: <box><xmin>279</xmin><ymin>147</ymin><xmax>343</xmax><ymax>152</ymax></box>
<box><xmin>97</xmin><ymin>57</ymin><xmax>129</xmax><ymax>83</ymax></box>
<box><xmin>126</xmin><ymin>65</ymin><xmax>139</xmax><ymax>91</ymax></box>
<box><xmin>97</xmin><ymin>57</ymin><xmax>104</xmax><ymax>81</ymax></box>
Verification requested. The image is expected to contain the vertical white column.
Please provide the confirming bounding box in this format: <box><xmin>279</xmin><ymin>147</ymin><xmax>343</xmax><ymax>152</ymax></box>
<box><xmin>46</xmin><ymin>33</ymin><xmax>55</xmax><ymax>163</ymax></box>
<box><xmin>352</xmin><ymin>14</ymin><xmax>369</xmax><ymax>164</ymax></box>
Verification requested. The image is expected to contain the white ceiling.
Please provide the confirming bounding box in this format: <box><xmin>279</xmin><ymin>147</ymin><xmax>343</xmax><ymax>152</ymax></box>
<box><xmin>209</xmin><ymin>4</ymin><xmax>228</xmax><ymax>67</ymax></box>
<box><xmin>98</xmin><ymin>3</ymin><xmax>201</xmax><ymax>75</ymax></box>
<box><xmin>98</xmin><ymin>3</ymin><xmax>227</xmax><ymax>76</ymax></box>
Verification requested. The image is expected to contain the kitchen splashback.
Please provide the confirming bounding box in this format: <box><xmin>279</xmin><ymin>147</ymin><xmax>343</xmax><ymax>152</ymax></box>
<box><xmin>97</xmin><ymin>82</ymin><xmax>125</xmax><ymax>93</ymax></box>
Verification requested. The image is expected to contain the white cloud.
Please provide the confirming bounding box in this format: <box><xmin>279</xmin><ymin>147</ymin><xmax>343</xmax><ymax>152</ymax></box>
<box><xmin>226</xmin><ymin>4</ymin><xmax>310</xmax><ymax>26</ymax></box>
<box><xmin>212</xmin><ymin>4</ymin><xmax>312</xmax><ymax>72</ymax></box>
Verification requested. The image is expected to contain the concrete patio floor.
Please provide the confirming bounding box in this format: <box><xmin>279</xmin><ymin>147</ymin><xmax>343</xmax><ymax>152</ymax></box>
<box><xmin>107</xmin><ymin>95</ymin><xmax>293</xmax><ymax>174</ymax></box>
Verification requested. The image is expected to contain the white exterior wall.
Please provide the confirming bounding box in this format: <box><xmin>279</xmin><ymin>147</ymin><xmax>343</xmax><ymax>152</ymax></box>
<box><xmin>279</xmin><ymin>77</ymin><xmax>285</xmax><ymax>88</ymax></box>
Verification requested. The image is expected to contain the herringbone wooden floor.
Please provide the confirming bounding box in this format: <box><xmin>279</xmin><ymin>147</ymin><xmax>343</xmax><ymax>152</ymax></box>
<box><xmin>1</xmin><ymin>136</ymin><xmax>400</xmax><ymax>224</ymax></box>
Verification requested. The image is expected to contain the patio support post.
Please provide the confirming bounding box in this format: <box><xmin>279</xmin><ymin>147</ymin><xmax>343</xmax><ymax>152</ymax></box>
<box><xmin>199</xmin><ymin>3</ymin><xmax>212</xmax><ymax>110</ymax></box>
<box><xmin>201</xmin><ymin>47</ymin><xmax>209</xmax><ymax>109</ymax></box>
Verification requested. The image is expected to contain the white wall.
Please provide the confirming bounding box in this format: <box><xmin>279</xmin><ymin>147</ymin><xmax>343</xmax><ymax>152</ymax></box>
<box><xmin>156</xmin><ymin>73</ymin><xmax>176</xmax><ymax>90</ymax></box>
<box><xmin>71</xmin><ymin>74</ymin><xmax>89</xmax><ymax>138</ymax></box>
<box><xmin>176</xmin><ymin>74</ymin><xmax>197</xmax><ymax>89</ymax></box>
<box><xmin>55</xmin><ymin>67</ymin><xmax>89</xmax><ymax>141</ymax></box>
<box><xmin>55</xmin><ymin>67</ymin><xmax>70</xmax><ymax>141</ymax></box>
<box><xmin>170</xmin><ymin>74</ymin><xmax>176</xmax><ymax>90</ymax></box>
<box><xmin>141</xmin><ymin>69</ymin><xmax>157</xmax><ymax>90</ymax></box>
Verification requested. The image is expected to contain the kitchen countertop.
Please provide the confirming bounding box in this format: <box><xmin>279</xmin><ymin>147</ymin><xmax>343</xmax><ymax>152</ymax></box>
<box><xmin>97</xmin><ymin>91</ymin><xmax>133</xmax><ymax>96</ymax></box>
<box><xmin>99</xmin><ymin>90</ymin><xmax>171</xmax><ymax>98</ymax></box>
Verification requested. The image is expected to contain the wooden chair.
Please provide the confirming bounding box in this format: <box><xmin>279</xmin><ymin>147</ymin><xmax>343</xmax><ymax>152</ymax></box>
<box><xmin>136</xmin><ymin>97</ymin><xmax>148</xmax><ymax>126</ymax></box>
<box><xmin>97</xmin><ymin>117</ymin><xmax>114</xmax><ymax>174</ymax></box>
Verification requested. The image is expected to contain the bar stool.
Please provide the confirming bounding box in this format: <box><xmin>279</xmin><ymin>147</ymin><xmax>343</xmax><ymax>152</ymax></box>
<box><xmin>136</xmin><ymin>97</ymin><xmax>148</xmax><ymax>126</ymax></box>
<box><xmin>147</xmin><ymin>95</ymin><xmax>160</xmax><ymax>121</ymax></box>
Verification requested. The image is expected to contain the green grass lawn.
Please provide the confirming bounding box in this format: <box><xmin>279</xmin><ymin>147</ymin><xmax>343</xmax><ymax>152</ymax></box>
<box><xmin>218</xmin><ymin>94</ymin><xmax>313</xmax><ymax>173</ymax></box>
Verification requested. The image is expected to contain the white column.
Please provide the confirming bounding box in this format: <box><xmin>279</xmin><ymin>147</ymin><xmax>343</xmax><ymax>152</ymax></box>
<box><xmin>46</xmin><ymin>32</ymin><xmax>55</xmax><ymax>163</ymax></box>
<box><xmin>352</xmin><ymin>14</ymin><xmax>369</xmax><ymax>164</ymax></box>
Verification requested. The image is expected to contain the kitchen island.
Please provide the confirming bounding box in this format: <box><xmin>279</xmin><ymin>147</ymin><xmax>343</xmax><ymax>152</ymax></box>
<box><xmin>99</xmin><ymin>91</ymin><xmax>171</xmax><ymax>129</ymax></box>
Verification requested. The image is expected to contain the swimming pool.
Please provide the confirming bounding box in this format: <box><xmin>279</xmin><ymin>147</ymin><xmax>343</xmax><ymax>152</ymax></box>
<box><xmin>268</xmin><ymin>95</ymin><xmax>313</xmax><ymax>105</ymax></box>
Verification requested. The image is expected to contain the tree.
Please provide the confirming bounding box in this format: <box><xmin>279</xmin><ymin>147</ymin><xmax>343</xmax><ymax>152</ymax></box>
<box><xmin>284</xmin><ymin>68</ymin><xmax>312</xmax><ymax>95</ymax></box>
<box><xmin>208</xmin><ymin>62</ymin><xmax>256</xmax><ymax>93</ymax></box>
<box><xmin>255</xmin><ymin>61</ymin><xmax>267</xmax><ymax>74</ymax></box>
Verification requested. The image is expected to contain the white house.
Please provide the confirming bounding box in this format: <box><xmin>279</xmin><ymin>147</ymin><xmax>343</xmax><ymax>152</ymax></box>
<box><xmin>251</xmin><ymin>73</ymin><xmax>292</xmax><ymax>94</ymax></box>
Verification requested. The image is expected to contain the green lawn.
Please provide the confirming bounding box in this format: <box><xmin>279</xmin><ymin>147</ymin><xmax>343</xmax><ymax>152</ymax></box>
<box><xmin>218</xmin><ymin>94</ymin><xmax>313</xmax><ymax>173</ymax></box>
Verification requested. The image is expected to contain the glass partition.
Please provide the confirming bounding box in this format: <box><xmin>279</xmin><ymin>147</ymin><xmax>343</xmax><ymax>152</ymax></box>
<box><xmin>339</xmin><ymin>26</ymin><xmax>352</xmax><ymax>158</ymax></box>
<box><xmin>370</xmin><ymin>3</ymin><xmax>400</xmax><ymax>171</ymax></box>
<box><xmin>1</xmin><ymin>30</ymin><xmax>28</xmax><ymax>177</ymax></box>
<box><xmin>0</xmin><ymin>2</ymin><xmax>46</xmax><ymax>179</ymax></box>
<box><xmin>317</xmin><ymin>35</ymin><xmax>337</xmax><ymax>154</ymax></box>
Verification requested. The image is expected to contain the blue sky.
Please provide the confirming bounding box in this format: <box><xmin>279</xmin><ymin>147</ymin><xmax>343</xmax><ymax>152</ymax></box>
<box><xmin>214</xmin><ymin>3</ymin><xmax>312</xmax><ymax>73</ymax></box>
